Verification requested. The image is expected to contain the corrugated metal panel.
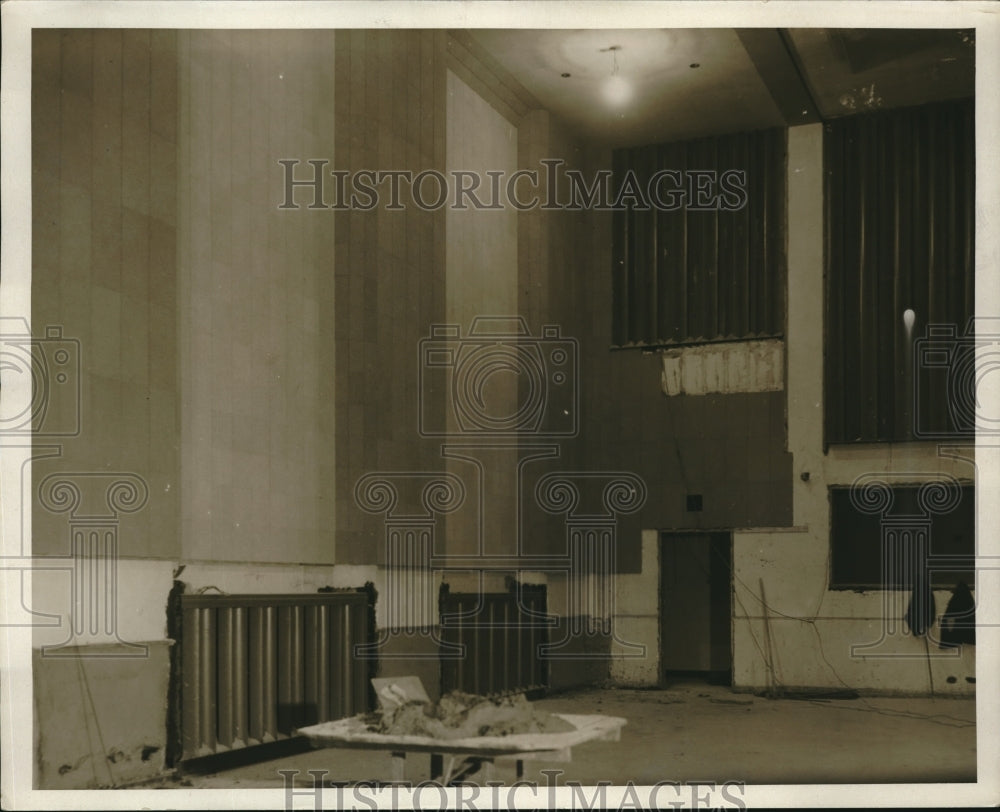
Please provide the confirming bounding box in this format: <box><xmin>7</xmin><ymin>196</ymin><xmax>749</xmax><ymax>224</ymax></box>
<box><xmin>439</xmin><ymin>590</ymin><xmax>548</xmax><ymax>697</ymax></box>
<box><xmin>612</xmin><ymin>127</ymin><xmax>787</xmax><ymax>348</ymax></box>
<box><xmin>179</xmin><ymin>592</ymin><xmax>372</xmax><ymax>761</ymax></box>
<box><xmin>824</xmin><ymin>98</ymin><xmax>975</xmax><ymax>444</ymax></box>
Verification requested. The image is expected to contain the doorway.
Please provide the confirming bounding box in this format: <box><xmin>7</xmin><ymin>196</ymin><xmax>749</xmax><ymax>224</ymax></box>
<box><xmin>659</xmin><ymin>532</ymin><xmax>732</xmax><ymax>685</ymax></box>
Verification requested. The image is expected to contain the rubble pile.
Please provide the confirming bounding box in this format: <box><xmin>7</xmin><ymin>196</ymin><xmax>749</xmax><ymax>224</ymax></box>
<box><xmin>364</xmin><ymin>691</ymin><xmax>574</xmax><ymax>740</ymax></box>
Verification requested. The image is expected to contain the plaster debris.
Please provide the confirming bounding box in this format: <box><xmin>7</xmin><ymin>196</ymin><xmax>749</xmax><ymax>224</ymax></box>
<box><xmin>364</xmin><ymin>691</ymin><xmax>574</xmax><ymax>740</ymax></box>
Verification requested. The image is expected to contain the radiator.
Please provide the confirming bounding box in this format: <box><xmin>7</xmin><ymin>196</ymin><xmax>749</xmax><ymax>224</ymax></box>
<box><xmin>179</xmin><ymin>592</ymin><xmax>371</xmax><ymax>760</ymax></box>
<box><xmin>439</xmin><ymin>589</ymin><xmax>549</xmax><ymax>697</ymax></box>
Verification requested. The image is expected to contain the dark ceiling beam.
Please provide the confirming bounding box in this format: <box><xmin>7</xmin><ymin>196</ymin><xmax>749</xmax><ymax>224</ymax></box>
<box><xmin>737</xmin><ymin>29</ymin><xmax>823</xmax><ymax>125</ymax></box>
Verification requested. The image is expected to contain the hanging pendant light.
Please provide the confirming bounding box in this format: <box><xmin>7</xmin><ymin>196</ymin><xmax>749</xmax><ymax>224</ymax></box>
<box><xmin>601</xmin><ymin>45</ymin><xmax>632</xmax><ymax>107</ymax></box>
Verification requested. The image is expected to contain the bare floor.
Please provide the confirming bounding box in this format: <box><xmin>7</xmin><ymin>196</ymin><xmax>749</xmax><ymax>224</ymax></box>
<box><xmin>183</xmin><ymin>681</ymin><xmax>976</xmax><ymax>788</ymax></box>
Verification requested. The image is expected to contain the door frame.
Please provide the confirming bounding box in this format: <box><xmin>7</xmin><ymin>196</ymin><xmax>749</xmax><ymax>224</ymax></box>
<box><xmin>658</xmin><ymin>530</ymin><xmax>734</xmax><ymax>686</ymax></box>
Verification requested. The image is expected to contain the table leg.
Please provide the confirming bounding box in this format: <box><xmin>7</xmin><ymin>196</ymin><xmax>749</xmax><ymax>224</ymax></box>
<box><xmin>516</xmin><ymin>759</ymin><xmax>524</xmax><ymax>780</ymax></box>
<box><xmin>390</xmin><ymin>751</ymin><xmax>406</xmax><ymax>783</ymax></box>
<box><xmin>482</xmin><ymin>758</ymin><xmax>495</xmax><ymax>783</ymax></box>
<box><xmin>430</xmin><ymin>753</ymin><xmax>443</xmax><ymax>781</ymax></box>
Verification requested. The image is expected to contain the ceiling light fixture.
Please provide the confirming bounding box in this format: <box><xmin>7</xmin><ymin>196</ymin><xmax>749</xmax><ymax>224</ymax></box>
<box><xmin>600</xmin><ymin>45</ymin><xmax>632</xmax><ymax>107</ymax></box>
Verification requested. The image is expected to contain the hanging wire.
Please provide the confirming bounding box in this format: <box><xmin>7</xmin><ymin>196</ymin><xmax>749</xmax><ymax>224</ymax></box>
<box><xmin>75</xmin><ymin>656</ymin><xmax>117</xmax><ymax>787</ymax></box>
<box><xmin>691</xmin><ymin>542</ymin><xmax>974</xmax><ymax>729</ymax></box>
<box><xmin>600</xmin><ymin>44</ymin><xmax>621</xmax><ymax>76</ymax></box>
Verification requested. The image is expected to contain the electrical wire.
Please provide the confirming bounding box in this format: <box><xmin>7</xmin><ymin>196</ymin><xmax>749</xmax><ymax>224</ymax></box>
<box><xmin>75</xmin><ymin>655</ymin><xmax>118</xmax><ymax>787</ymax></box>
<box><xmin>686</xmin><ymin>542</ymin><xmax>977</xmax><ymax>729</ymax></box>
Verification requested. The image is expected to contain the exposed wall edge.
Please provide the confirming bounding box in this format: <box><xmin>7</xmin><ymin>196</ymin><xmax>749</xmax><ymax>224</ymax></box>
<box><xmin>660</xmin><ymin>338</ymin><xmax>784</xmax><ymax>396</ymax></box>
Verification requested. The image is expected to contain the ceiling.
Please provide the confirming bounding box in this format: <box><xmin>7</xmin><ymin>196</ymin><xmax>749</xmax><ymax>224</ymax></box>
<box><xmin>469</xmin><ymin>28</ymin><xmax>975</xmax><ymax>148</ymax></box>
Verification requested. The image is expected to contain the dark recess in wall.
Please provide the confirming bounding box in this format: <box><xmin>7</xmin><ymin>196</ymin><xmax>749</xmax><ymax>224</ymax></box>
<box><xmin>164</xmin><ymin>579</ymin><xmax>186</xmax><ymax>769</ymax></box>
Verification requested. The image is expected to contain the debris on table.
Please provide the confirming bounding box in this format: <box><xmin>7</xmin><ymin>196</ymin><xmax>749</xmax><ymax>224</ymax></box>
<box><xmin>363</xmin><ymin>691</ymin><xmax>575</xmax><ymax>740</ymax></box>
<box><xmin>371</xmin><ymin>676</ymin><xmax>431</xmax><ymax>711</ymax></box>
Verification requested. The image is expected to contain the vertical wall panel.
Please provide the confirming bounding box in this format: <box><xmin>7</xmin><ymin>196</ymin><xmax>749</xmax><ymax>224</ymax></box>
<box><xmin>824</xmin><ymin>98</ymin><xmax>975</xmax><ymax>444</ymax></box>
<box><xmin>611</xmin><ymin>150</ymin><xmax>631</xmax><ymax>345</ymax></box>
<box><xmin>611</xmin><ymin>127</ymin><xmax>786</xmax><ymax>348</ymax></box>
<box><xmin>333</xmin><ymin>31</ymin><xmax>447</xmax><ymax>564</ymax></box>
<box><xmin>246</xmin><ymin>605</ymin><xmax>276</xmax><ymax>744</ymax></box>
<box><xmin>180</xmin><ymin>607</ymin><xmax>203</xmax><ymax>757</ymax></box>
<box><xmin>214</xmin><ymin>606</ymin><xmax>248</xmax><ymax>749</ymax></box>
<box><xmin>231</xmin><ymin>607</ymin><xmax>247</xmax><ymax>748</ymax></box>
<box><xmin>303</xmin><ymin>604</ymin><xmax>328</xmax><ymax>725</ymax></box>
<box><xmin>177</xmin><ymin>31</ymin><xmax>337</xmax><ymax>564</ymax></box>
<box><xmin>327</xmin><ymin>603</ymin><xmax>346</xmax><ymax>720</ymax></box>
<box><xmin>197</xmin><ymin>608</ymin><xmax>217</xmax><ymax>753</ymax></box>
<box><xmin>351</xmin><ymin>603</ymin><xmax>368</xmax><ymax>714</ymax></box>
<box><xmin>31</xmin><ymin>29</ymin><xmax>179</xmax><ymax>558</ymax></box>
<box><xmin>342</xmin><ymin>603</ymin><xmax>356</xmax><ymax>715</ymax></box>
<box><xmin>276</xmin><ymin>605</ymin><xmax>303</xmax><ymax>734</ymax></box>
<box><xmin>216</xmin><ymin>608</ymin><xmax>235</xmax><ymax>748</ymax></box>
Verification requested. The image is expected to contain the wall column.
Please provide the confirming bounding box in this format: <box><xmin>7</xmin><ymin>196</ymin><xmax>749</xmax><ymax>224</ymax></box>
<box><xmin>786</xmin><ymin>123</ymin><xmax>825</xmax><ymax>527</ymax></box>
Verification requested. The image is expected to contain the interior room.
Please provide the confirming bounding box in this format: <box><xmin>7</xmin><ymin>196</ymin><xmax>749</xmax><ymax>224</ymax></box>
<box><xmin>19</xmin><ymin>20</ymin><xmax>982</xmax><ymax>795</ymax></box>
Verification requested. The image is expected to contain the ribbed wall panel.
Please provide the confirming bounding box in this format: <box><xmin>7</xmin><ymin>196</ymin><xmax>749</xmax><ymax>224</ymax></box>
<box><xmin>612</xmin><ymin>127</ymin><xmax>787</xmax><ymax>348</ymax></box>
<box><xmin>179</xmin><ymin>592</ymin><xmax>371</xmax><ymax>761</ymax></box>
<box><xmin>824</xmin><ymin>98</ymin><xmax>975</xmax><ymax>444</ymax></box>
<box><xmin>440</xmin><ymin>591</ymin><xmax>548</xmax><ymax>696</ymax></box>
<box><xmin>197</xmin><ymin>607</ymin><xmax>217</xmax><ymax>753</ymax></box>
<box><xmin>180</xmin><ymin>607</ymin><xmax>205</xmax><ymax>757</ymax></box>
<box><xmin>341</xmin><ymin>604</ymin><xmax>355</xmax><ymax>708</ymax></box>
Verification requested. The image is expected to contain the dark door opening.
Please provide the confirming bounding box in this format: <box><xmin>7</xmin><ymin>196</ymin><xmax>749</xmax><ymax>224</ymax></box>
<box><xmin>660</xmin><ymin>532</ymin><xmax>732</xmax><ymax>686</ymax></box>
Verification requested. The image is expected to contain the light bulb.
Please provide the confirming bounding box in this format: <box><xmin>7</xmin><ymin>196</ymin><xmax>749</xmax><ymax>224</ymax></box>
<box><xmin>903</xmin><ymin>308</ymin><xmax>916</xmax><ymax>333</ymax></box>
<box><xmin>602</xmin><ymin>74</ymin><xmax>633</xmax><ymax>107</ymax></box>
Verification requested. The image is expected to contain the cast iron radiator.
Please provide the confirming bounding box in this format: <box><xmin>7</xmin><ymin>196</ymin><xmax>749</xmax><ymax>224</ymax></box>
<box><xmin>439</xmin><ymin>588</ymin><xmax>549</xmax><ymax>697</ymax></box>
<box><xmin>179</xmin><ymin>592</ymin><xmax>371</xmax><ymax>760</ymax></box>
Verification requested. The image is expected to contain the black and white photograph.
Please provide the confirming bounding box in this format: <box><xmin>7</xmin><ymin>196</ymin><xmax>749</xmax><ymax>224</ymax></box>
<box><xmin>1</xmin><ymin>1</ymin><xmax>998</xmax><ymax>809</ymax></box>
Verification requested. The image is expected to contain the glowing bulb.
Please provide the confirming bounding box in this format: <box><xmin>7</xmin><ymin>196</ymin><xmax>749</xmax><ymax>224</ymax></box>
<box><xmin>602</xmin><ymin>74</ymin><xmax>633</xmax><ymax>107</ymax></box>
<box><xmin>903</xmin><ymin>308</ymin><xmax>916</xmax><ymax>333</ymax></box>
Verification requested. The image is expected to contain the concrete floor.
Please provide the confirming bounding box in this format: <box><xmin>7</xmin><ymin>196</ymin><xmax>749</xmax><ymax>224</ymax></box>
<box><xmin>181</xmin><ymin>680</ymin><xmax>976</xmax><ymax>788</ymax></box>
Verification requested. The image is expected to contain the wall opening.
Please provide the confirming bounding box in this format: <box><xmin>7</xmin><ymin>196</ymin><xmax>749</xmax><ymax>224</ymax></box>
<box><xmin>660</xmin><ymin>531</ymin><xmax>732</xmax><ymax>686</ymax></box>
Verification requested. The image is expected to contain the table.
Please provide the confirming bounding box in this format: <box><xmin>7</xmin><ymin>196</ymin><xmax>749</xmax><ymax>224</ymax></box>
<box><xmin>296</xmin><ymin>712</ymin><xmax>626</xmax><ymax>784</ymax></box>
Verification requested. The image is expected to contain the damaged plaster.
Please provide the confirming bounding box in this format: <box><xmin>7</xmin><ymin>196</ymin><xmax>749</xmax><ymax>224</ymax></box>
<box><xmin>660</xmin><ymin>339</ymin><xmax>784</xmax><ymax>397</ymax></box>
